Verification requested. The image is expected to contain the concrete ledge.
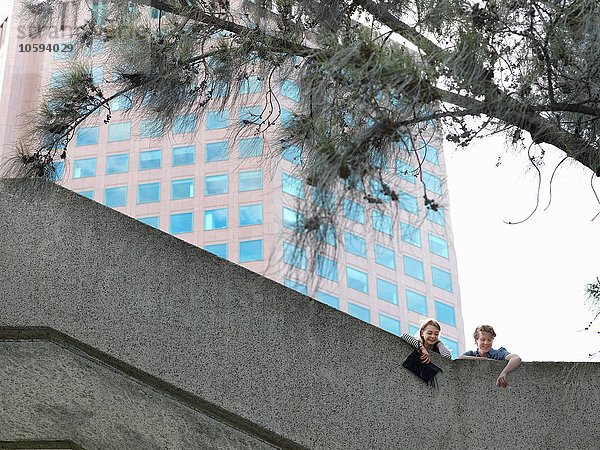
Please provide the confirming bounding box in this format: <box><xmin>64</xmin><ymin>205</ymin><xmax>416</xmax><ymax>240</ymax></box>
<box><xmin>1</xmin><ymin>179</ymin><xmax>599</xmax><ymax>449</ymax></box>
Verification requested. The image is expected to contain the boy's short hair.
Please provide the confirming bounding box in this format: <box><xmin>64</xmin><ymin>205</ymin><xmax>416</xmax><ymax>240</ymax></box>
<box><xmin>473</xmin><ymin>325</ymin><xmax>496</xmax><ymax>340</ymax></box>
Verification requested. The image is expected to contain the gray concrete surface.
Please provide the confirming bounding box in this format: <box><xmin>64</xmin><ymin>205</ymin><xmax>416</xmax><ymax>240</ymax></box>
<box><xmin>1</xmin><ymin>178</ymin><xmax>599</xmax><ymax>449</ymax></box>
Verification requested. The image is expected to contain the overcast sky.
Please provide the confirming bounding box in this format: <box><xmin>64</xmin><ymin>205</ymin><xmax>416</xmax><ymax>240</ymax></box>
<box><xmin>445</xmin><ymin>133</ymin><xmax>600</xmax><ymax>362</ymax></box>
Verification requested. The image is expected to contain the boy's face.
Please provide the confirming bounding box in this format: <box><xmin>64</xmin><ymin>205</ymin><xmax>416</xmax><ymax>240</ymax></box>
<box><xmin>475</xmin><ymin>331</ymin><xmax>494</xmax><ymax>354</ymax></box>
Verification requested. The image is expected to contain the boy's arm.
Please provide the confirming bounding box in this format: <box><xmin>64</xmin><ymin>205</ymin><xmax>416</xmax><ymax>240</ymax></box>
<box><xmin>457</xmin><ymin>355</ymin><xmax>488</xmax><ymax>360</ymax></box>
<box><xmin>496</xmin><ymin>354</ymin><xmax>522</xmax><ymax>388</ymax></box>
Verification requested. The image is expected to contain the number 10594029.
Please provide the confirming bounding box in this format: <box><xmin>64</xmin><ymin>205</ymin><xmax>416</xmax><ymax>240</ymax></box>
<box><xmin>18</xmin><ymin>43</ymin><xmax>74</xmax><ymax>53</ymax></box>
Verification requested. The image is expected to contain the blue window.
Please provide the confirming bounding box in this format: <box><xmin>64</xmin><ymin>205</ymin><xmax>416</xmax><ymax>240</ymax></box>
<box><xmin>207</xmin><ymin>80</ymin><xmax>229</xmax><ymax>98</ymax></box>
<box><xmin>206</xmin><ymin>141</ymin><xmax>229</xmax><ymax>162</ymax></box>
<box><xmin>239</xmin><ymin>170</ymin><xmax>262</xmax><ymax>191</ymax></box>
<box><xmin>105</xmin><ymin>153</ymin><xmax>129</xmax><ymax>174</ymax></box>
<box><xmin>107</xmin><ymin>122</ymin><xmax>131</xmax><ymax>142</ymax></box>
<box><xmin>140</xmin><ymin>119</ymin><xmax>164</xmax><ymax>138</ymax></box>
<box><xmin>370</xmin><ymin>179</ymin><xmax>390</xmax><ymax>202</ymax></box>
<box><xmin>284</xmin><ymin>278</ymin><xmax>308</xmax><ymax>295</ymax></box>
<box><xmin>420</xmin><ymin>143</ymin><xmax>439</xmax><ymax>165</ymax></box>
<box><xmin>139</xmin><ymin>149</ymin><xmax>162</xmax><ymax>170</ymax></box>
<box><xmin>409</xmin><ymin>324</ymin><xmax>419</xmax><ymax>336</ymax></box>
<box><xmin>50</xmin><ymin>71</ymin><xmax>67</xmax><ymax>88</ymax></box>
<box><xmin>317</xmin><ymin>224</ymin><xmax>337</xmax><ymax>247</ymax></box>
<box><xmin>239</xmin><ymin>105</ymin><xmax>263</xmax><ymax>125</ymax></box>
<box><xmin>50</xmin><ymin>161</ymin><xmax>64</xmax><ymax>182</ymax></box>
<box><xmin>343</xmin><ymin>199</ymin><xmax>364</xmax><ymax>224</ymax></box>
<box><xmin>104</xmin><ymin>186</ymin><xmax>127</xmax><ymax>207</ymax></box>
<box><xmin>313</xmin><ymin>188</ymin><xmax>335</xmax><ymax>211</ymax></box>
<box><xmin>396</xmin><ymin>160</ymin><xmax>416</xmax><ymax>183</ymax></box>
<box><xmin>432</xmin><ymin>266</ymin><xmax>453</xmax><ymax>292</ymax></box>
<box><xmin>73</xmin><ymin>157</ymin><xmax>96</xmax><ymax>178</ymax></box>
<box><xmin>206</xmin><ymin>110</ymin><xmax>229</xmax><ymax>129</ymax></box>
<box><xmin>92</xmin><ymin>66</ymin><xmax>104</xmax><ymax>84</ymax></box>
<box><xmin>379</xmin><ymin>314</ymin><xmax>401</xmax><ymax>336</ymax></box>
<box><xmin>137</xmin><ymin>182</ymin><xmax>160</xmax><ymax>204</ymax></box>
<box><xmin>427</xmin><ymin>207</ymin><xmax>446</xmax><ymax>226</ymax></box>
<box><xmin>395</xmin><ymin>134</ymin><xmax>413</xmax><ymax>152</ymax></box>
<box><xmin>205</xmin><ymin>243</ymin><xmax>228</xmax><ymax>259</ymax></box>
<box><xmin>316</xmin><ymin>255</ymin><xmax>338</xmax><ymax>282</ymax></box>
<box><xmin>423</xmin><ymin>171</ymin><xmax>442</xmax><ymax>195</ymax></box>
<box><xmin>75</xmin><ymin>126</ymin><xmax>99</xmax><ymax>146</ymax></box>
<box><xmin>403</xmin><ymin>255</ymin><xmax>425</xmax><ymax>281</ymax></box>
<box><xmin>282</xmin><ymin>145</ymin><xmax>302</xmax><ymax>165</ymax></box>
<box><xmin>374</xmin><ymin>243</ymin><xmax>396</xmax><ymax>269</ymax></box>
<box><xmin>205</xmin><ymin>174</ymin><xmax>228</xmax><ymax>196</ymax></box>
<box><xmin>398</xmin><ymin>191</ymin><xmax>419</xmax><ymax>214</ymax></box>
<box><xmin>435</xmin><ymin>301</ymin><xmax>456</xmax><ymax>327</ymax></box>
<box><xmin>406</xmin><ymin>289</ymin><xmax>427</xmax><ymax>315</ymax></box>
<box><xmin>280</xmin><ymin>108</ymin><xmax>294</xmax><ymax>127</ymax></box>
<box><xmin>344</xmin><ymin>232</ymin><xmax>366</xmax><ymax>258</ymax></box>
<box><xmin>138</xmin><ymin>216</ymin><xmax>159</xmax><ymax>228</ymax></box>
<box><xmin>204</xmin><ymin>208</ymin><xmax>228</xmax><ymax>230</ymax></box>
<box><xmin>239</xmin><ymin>239</ymin><xmax>263</xmax><ymax>262</ymax></box>
<box><xmin>239</xmin><ymin>204</ymin><xmax>263</xmax><ymax>226</ymax></box>
<box><xmin>283</xmin><ymin>242</ymin><xmax>306</xmax><ymax>269</ymax></box>
<box><xmin>377</xmin><ymin>278</ymin><xmax>398</xmax><ymax>305</ymax></box>
<box><xmin>171</xmin><ymin>178</ymin><xmax>194</xmax><ymax>199</ymax></box>
<box><xmin>54</xmin><ymin>43</ymin><xmax>72</xmax><ymax>61</ymax></box>
<box><xmin>78</xmin><ymin>190</ymin><xmax>94</xmax><ymax>200</ymax></box>
<box><xmin>372</xmin><ymin>211</ymin><xmax>392</xmax><ymax>235</ymax></box>
<box><xmin>440</xmin><ymin>337</ymin><xmax>458</xmax><ymax>359</ymax></box>
<box><xmin>282</xmin><ymin>207</ymin><xmax>303</xmax><ymax>231</ymax></box>
<box><xmin>401</xmin><ymin>222</ymin><xmax>421</xmax><ymax>247</ymax></box>
<box><xmin>369</xmin><ymin>149</ymin><xmax>388</xmax><ymax>170</ymax></box>
<box><xmin>282</xmin><ymin>173</ymin><xmax>305</xmax><ymax>199</ymax></box>
<box><xmin>347</xmin><ymin>266</ymin><xmax>368</xmax><ymax>293</ymax></box>
<box><xmin>239</xmin><ymin>136</ymin><xmax>263</xmax><ymax>158</ymax></box>
<box><xmin>348</xmin><ymin>302</ymin><xmax>370</xmax><ymax>323</ymax></box>
<box><xmin>280</xmin><ymin>79</ymin><xmax>301</xmax><ymax>101</ymax></box>
<box><xmin>240</xmin><ymin>75</ymin><xmax>261</xmax><ymax>94</ymax></box>
<box><xmin>150</xmin><ymin>6</ymin><xmax>161</xmax><ymax>18</ymax></box>
<box><xmin>170</xmin><ymin>212</ymin><xmax>193</xmax><ymax>234</ymax></box>
<box><xmin>172</xmin><ymin>145</ymin><xmax>195</xmax><ymax>166</ymax></box>
<box><xmin>428</xmin><ymin>233</ymin><xmax>449</xmax><ymax>258</ymax></box>
<box><xmin>173</xmin><ymin>113</ymin><xmax>196</xmax><ymax>134</ymax></box>
<box><xmin>316</xmin><ymin>291</ymin><xmax>339</xmax><ymax>309</ymax></box>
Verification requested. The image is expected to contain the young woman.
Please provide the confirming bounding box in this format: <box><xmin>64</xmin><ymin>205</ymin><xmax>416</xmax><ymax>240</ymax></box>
<box><xmin>401</xmin><ymin>318</ymin><xmax>452</xmax><ymax>363</ymax></box>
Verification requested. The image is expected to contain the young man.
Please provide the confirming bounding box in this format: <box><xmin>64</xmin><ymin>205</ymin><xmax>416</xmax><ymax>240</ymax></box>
<box><xmin>458</xmin><ymin>325</ymin><xmax>522</xmax><ymax>388</ymax></box>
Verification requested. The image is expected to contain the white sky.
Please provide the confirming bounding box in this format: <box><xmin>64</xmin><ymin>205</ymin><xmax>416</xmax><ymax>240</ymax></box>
<box><xmin>445</xmin><ymin>134</ymin><xmax>600</xmax><ymax>362</ymax></box>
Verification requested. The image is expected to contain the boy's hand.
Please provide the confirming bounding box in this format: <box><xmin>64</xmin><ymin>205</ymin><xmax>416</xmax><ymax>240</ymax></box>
<box><xmin>420</xmin><ymin>347</ymin><xmax>431</xmax><ymax>364</ymax></box>
<box><xmin>496</xmin><ymin>371</ymin><xmax>509</xmax><ymax>388</ymax></box>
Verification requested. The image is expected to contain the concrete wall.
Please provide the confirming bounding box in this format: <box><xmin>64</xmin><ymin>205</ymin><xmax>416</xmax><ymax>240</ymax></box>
<box><xmin>0</xmin><ymin>179</ymin><xmax>599</xmax><ymax>449</ymax></box>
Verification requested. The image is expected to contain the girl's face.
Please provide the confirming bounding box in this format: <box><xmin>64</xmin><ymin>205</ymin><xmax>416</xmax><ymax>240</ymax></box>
<box><xmin>421</xmin><ymin>324</ymin><xmax>440</xmax><ymax>348</ymax></box>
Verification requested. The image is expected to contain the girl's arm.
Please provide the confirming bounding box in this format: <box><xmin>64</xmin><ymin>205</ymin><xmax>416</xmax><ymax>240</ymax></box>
<box><xmin>400</xmin><ymin>333</ymin><xmax>421</xmax><ymax>350</ymax></box>
<box><xmin>436</xmin><ymin>340</ymin><xmax>452</xmax><ymax>359</ymax></box>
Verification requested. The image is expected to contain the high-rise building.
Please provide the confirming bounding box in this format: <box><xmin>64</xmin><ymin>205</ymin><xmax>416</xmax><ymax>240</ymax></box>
<box><xmin>0</xmin><ymin>1</ymin><xmax>465</xmax><ymax>355</ymax></box>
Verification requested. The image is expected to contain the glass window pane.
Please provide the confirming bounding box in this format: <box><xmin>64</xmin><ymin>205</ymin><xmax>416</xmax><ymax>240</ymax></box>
<box><xmin>170</xmin><ymin>212</ymin><xmax>193</xmax><ymax>234</ymax></box>
<box><xmin>282</xmin><ymin>173</ymin><xmax>305</xmax><ymax>198</ymax></box>
<box><xmin>171</xmin><ymin>178</ymin><xmax>194</xmax><ymax>199</ymax></box>
<box><xmin>346</xmin><ymin>266</ymin><xmax>368</xmax><ymax>293</ymax></box>
<box><xmin>204</xmin><ymin>208</ymin><xmax>228</xmax><ymax>230</ymax></box>
<box><xmin>206</xmin><ymin>141</ymin><xmax>229</xmax><ymax>162</ymax></box>
<box><xmin>139</xmin><ymin>149</ymin><xmax>162</xmax><ymax>170</ymax></box>
<box><xmin>401</xmin><ymin>222</ymin><xmax>421</xmax><ymax>247</ymax></box>
<box><xmin>239</xmin><ymin>137</ymin><xmax>263</xmax><ymax>158</ymax></box>
<box><xmin>317</xmin><ymin>223</ymin><xmax>337</xmax><ymax>247</ymax></box>
<box><xmin>73</xmin><ymin>157</ymin><xmax>96</xmax><ymax>178</ymax></box>
<box><xmin>282</xmin><ymin>207</ymin><xmax>304</xmax><ymax>231</ymax></box>
<box><xmin>432</xmin><ymin>266</ymin><xmax>453</xmax><ymax>292</ymax></box>
<box><xmin>239</xmin><ymin>204</ymin><xmax>263</xmax><ymax>226</ymax></box>
<box><xmin>280</xmin><ymin>79</ymin><xmax>301</xmax><ymax>101</ymax></box>
<box><xmin>76</xmin><ymin>126</ymin><xmax>99</xmax><ymax>146</ymax></box>
<box><xmin>428</xmin><ymin>233</ymin><xmax>449</xmax><ymax>258</ymax></box>
<box><xmin>172</xmin><ymin>145</ymin><xmax>195</xmax><ymax>166</ymax></box>
<box><xmin>440</xmin><ymin>337</ymin><xmax>458</xmax><ymax>359</ymax></box>
<box><xmin>239</xmin><ymin>170</ymin><xmax>262</xmax><ymax>191</ymax></box>
<box><xmin>106</xmin><ymin>153</ymin><xmax>129</xmax><ymax>174</ymax></box>
<box><xmin>240</xmin><ymin>75</ymin><xmax>261</xmax><ymax>94</ymax></box>
<box><xmin>206</xmin><ymin>110</ymin><xmax>229</xmax><ymax>129</ymax></box>
<box><xmin>377</xmin><ymin>278</ymin><xmax>398</xmax><ymax>304</ymax></box>
<box><xmin>282</xmin><ymin>145</ymin><xmax>302</xmax><ymax>165</ymax></box>
<box><xmin>280</xmin><ymin>108</ymin><xmax>293</xmax><ymax>127</ymax></box>
<box><xmin>140</xmin><ymin>119</ymin><xmax>164</xmax><ymax>138</ymax></box>
<box><xmin>344</xmin><ymin>232</ymin><xmax>366</xmax><ymax>258</ymax></box>
<box><xmin>239</xmin><ymin>239</ymin><xmax>263</xmax><ymax>262</ymax></box>
<box><xmin>108</xmin><ymin>122</ymin><xmax>131</xmax><ymax>142</ymax></box>
<box><xmin>427</xmin><ymin>207</ymin><xmax>446</xmax><ymax>226</ymax></box>
<box><xmin>104</xmin><ymin>186</ymin><xmax>127</xmax><ymax>207</ymax></box>
<box><xmin>406</xmin><ymin>289</ymin><xmax>427</xmax><ymax>315</ymax></box>
<box><xmin>283</xmin><ymin>242</ymin><xmax>306</xmax><ymax>269</ymax></box>
<box><xmin>316</xmin><ymin>291</ymin><xmax>339</xmax><ymax>309</ymax></box>
<box><xmin>138</xmin><ymin>216</ymin><xmax>159</xmax><ymax>228</ymax></box>
<box><xmin>398</xmin><ymin>191</ymin><xmax>419</xmax><ymax>214</ymax></box>
<box><xmin>374</xmin><ymin>244</ymin><xmax>396</xmax><ymax>269</ymax></box>
<box><xmin>372</xmin><ymin>211</ymin><xmax>392</xmax><ymax>235</ymax></box>
<box><xmin>284</xmin><ymin>278</ymin><xmax>307</xmax><ymax>295</ymax></box>
<box><xmin>403</xmin><ymin>255</ymin><xmax>425</xmax><ymax>281</ymax></box>
<box><xmin>205</xmin><ymin>174</ymin><xmax>228</xmax><ymax>196</ymax></box>
<box><xmin>379</xmin><ymin>314</ymin><xmax>401</xmax><ymax>336</ymax></box>
<box><xmin>435</xmin><ymin>301</ymin><xmax>456</xmax><ymax>327</ymax></box>
<box><xmin>343</xmin><ymin>199</ymin><xmax>365</xmax><ymax>224</ymax></box>
<box><xmin>423</xmin><ymin>171</ymin><xmax>442</xmax><ymax>195</ymax></box>
<box><xmin>173</xmin><ymin>113</ymin><xmax>196</xmax><ymax>134</ymax></box>
<box><xmin>137</xmin><ymin>182</ymin><xmax>160</xmax><ymax>204</ymax></box>
<box><xmin>396</xmin><ymin>160</ymin><xmax>416</xmax><ymax>183</ymax></box>
<box><xmin>78</xmin><ymin>190</ymin><xmax>94</xmax><ymax>200</ymax></box>
<box><xmin>316</xmin><ymin>255</ymin><xmax>338</xmax><ymax>282</ymax></box>
<box><xmin>205</xmin><ymin>243</ymin><xmax>227</xmax><ymax>259</ymax></box>
<box><xmin>348</xmin><ymin>302</ymin><xmax>370</xmax><ymax>323</ymax></box>
<box><xmin>420</xmin><ymin>143</ymin><xmax>439</xmax><ymax>165</ymax></box>
<box><xmin>239</xmin><ymin>105</ymin><xmax>263</xmax><ymax>125</ymax></box>
<box><xmin>92</xmin><ymin>66</ymin><xmax>104</xmax><ymax>84</ymax></box>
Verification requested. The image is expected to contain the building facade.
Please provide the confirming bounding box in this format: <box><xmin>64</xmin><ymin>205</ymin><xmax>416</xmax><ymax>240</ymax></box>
<box><xmin>0</xmin><ymin>1</ymin><xmax>465</xmax><ymax>355</ymax></box>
